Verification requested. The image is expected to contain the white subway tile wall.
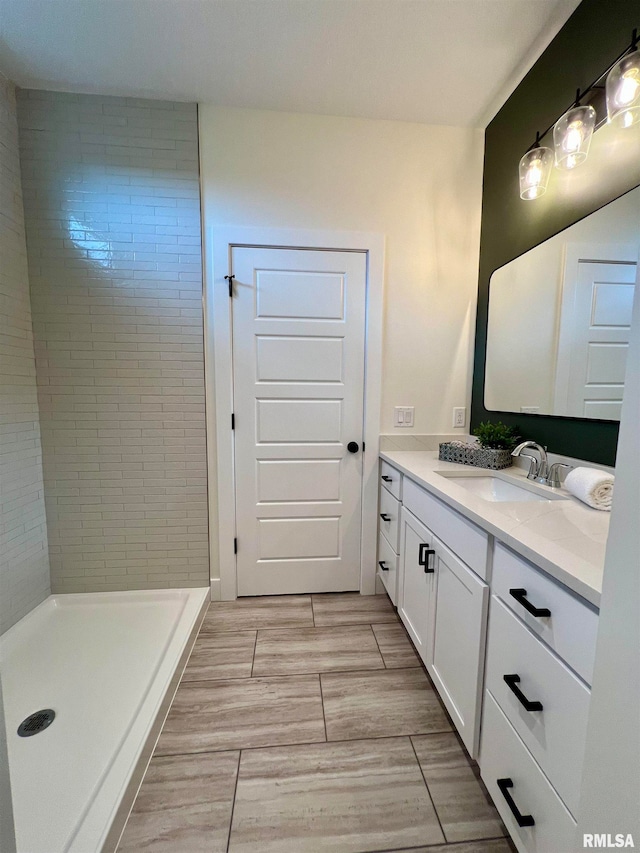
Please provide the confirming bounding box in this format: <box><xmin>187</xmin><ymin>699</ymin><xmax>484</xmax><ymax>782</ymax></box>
<box><xmin>0</xmin><ymin>76</ymin><xmax>51</xmax><ymax>632</ymax></box>
<box><xmin>17</xmin><ymin>90</ymin><xmax>208</xmax><ymax>593</ymax></box>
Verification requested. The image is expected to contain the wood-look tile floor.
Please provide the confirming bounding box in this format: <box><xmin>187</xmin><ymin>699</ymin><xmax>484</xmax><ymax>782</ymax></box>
<box><xmin>118</xmin><ymin>593</ymin><xmax>514</xmax><ymax>853</ymax></box>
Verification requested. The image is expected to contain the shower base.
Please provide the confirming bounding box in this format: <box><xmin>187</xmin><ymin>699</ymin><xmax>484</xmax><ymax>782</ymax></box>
<box><xmin>1</xmin><ymin>587</ymin><xmax>209</xmax><ymax>853</ymax></box>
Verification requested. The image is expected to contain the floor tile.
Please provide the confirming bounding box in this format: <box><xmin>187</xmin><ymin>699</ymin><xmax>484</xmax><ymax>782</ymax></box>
<box><xmin>155</xmin><ymin>675</ymin><xmax>326</xmax><ymax>754</ymax></box>
<box><xmin>117</xmin><ymin>751</ymin><xmax>239</xmax><ymax>853</ymax></box>
<box><xmin>312</xmin><ymin>592</ymin><xmax>398</xmax><ymax>626</ymax></box>
<box><xmin>181</xmin><ymin>631</ymin><xmax>256</xmax><ymax>682</ymax></box>
<box><xmin>252</xmin><ymin>625</ymin><xmax>384</xmax><ymax>676</ymax></box>
<box><xmin>412</xmin><ymin>732</ymin><xmax>506</xmax><ymax>843</ymax></box>
<box><xmin>372</xmin><ymin>622</ymin><xmax>421</xmax><ymax>668</ymax></box>
<box><xmin>321</xmin><ymin>668</ymin><xmax>452</xmax><ymax>741</ymax></box>
<box><xmin>384</xmin><ymin>839</ymin><xmax>514</xmax><ymax>853</ymax></box>
<box><xmin>228</xmin><ymin>738</ymin><xmax>444</xmax><ymax>853</ymax></box>
<box><xmin>200</xmin><ymin>595</ymin><xmax>313</xmax><ymax>632</ymax></box>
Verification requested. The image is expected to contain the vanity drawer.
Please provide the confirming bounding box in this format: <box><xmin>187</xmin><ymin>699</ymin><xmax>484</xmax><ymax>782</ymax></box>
<box><xmin>403</xmin><ymin>478</ymin><xmax>489</xmax><ymax>580</ymax></box>
<box><xmin>377</xmin><ymin>531</ymin><xmax>398</xmax><ymax>605</ymax></box>
<box><xmin>380</xmin><ymin>460</ymin><xmax>402</xmax><ymax>500</ymax></box>
<box><xmin>492</xmin><ymin>543</ymin><xmax>598</xmax><ymax>685</ymax></box>
<box><xmin>379</xmin><ymin>486</ymin><xmax>401</xmax><ymax>552</ymax></box>
<box><xmin>480</xmin><ymin>691</ymin><xmax>577</xmax><ymax>853</ymax></box>
<box><xmin>486</xmin><ymin>596</ymin><xmax>590</xmax><ymax>816</ymax></box>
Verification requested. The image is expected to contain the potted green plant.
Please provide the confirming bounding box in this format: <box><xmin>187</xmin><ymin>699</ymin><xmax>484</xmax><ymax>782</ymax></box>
<box><xmin>473</xmin><ymin>421</ymin><xmax>519</xmax><ymax>449</ymax></box>
<box><xmin>439</xmin><ymin>421</ymin><xmax>519</xmax><ymax>470</ymax></box>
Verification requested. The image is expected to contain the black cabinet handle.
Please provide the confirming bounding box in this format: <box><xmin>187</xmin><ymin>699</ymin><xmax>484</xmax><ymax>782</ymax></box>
<box><xmin>497</xmin><ymin>778</ymin><xmax>535</xmax><ymax>827</ymax></box>
<box><xmin>381</xmin><ymin>475</ymin><xmax>393</xmax><ymax>482</ymax></box>
<box><xmin>418</xmin><ymin>543</ymin><xmax>436</xmax><ymax>573</ymax></box>
<box><xmin>380</xmin><ymin>513</ymin><xmax>391</xmax><ymax>522</ymax></box>
<box><xmin>509</xmin><ymin>588</ymin><xmax>551</xmax><ymax>618</ymax></box>
<box><xmin>378</xmin><ymin>561</ymin><xmax>389</xmax><ymax>572</ymax></box>
<box><xmin>503</xmin><ymin>674</ymin><xmax>543</xmax><ymax>712</ymax></box>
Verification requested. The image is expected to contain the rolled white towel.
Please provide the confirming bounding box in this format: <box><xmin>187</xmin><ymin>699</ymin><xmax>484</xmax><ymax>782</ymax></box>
<box><xmin>564</xmin><ymin>466</ymin><xmax>614</xmax><ymax>511</ymax></box>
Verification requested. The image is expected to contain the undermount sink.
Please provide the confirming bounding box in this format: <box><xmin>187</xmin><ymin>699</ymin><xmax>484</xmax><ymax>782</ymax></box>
<box><xmin>438</xmin><ymin>473</ymin><xmax>567</xmax><ymax>503</ymax></box>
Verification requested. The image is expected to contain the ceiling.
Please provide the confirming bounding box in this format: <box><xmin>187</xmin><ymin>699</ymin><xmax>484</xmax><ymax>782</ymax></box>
<box><xmin>0</xmin><ymin>0</ymin><xmax>581</xmax><ymax>127</ymax></box>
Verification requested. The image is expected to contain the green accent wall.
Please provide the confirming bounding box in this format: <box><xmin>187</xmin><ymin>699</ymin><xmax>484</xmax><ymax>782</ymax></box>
<box><xmin>472</xmin><ymin>0</ymin><xmax>640</xmax><ymax>466</ymax></box>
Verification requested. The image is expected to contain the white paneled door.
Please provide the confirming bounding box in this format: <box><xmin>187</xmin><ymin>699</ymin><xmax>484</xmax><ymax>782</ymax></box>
<box><xmin>231</xmin><ymin>248</ymin><xmax>367</xmax><ymax>595</ymax></box>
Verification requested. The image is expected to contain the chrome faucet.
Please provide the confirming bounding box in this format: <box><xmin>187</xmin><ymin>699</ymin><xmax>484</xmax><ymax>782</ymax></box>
<box><xmin>511</xmin><ymin>441</ymin><xmax>549</xmax><ymax>483</ymax></box>
<box><xmin>511</xmin><ymin>441</ymin><xmax>572</xmax><ymax>488</ymax></box>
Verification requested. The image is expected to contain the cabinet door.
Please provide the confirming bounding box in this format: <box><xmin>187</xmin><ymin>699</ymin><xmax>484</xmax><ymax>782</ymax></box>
<box><xmin>398</xmin><ymin>507</ymin><xmax>436</xmax><ymax>664</ymax></box>
<box><xmin>377</xmin><ymin>531</ymin><xmax>398</xmax><ymax>605</ymax></box>
<box><xmin>428</xmin><ymin>537</ymin><xmax>489</xmax><ymax>757</ymax></box>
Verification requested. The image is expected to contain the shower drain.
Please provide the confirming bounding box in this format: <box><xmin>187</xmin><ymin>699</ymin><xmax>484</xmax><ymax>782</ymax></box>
<box><xmin>17</xmin><ymin>709</ymin><xmax>56</xmax><ymax>737</ymax></box>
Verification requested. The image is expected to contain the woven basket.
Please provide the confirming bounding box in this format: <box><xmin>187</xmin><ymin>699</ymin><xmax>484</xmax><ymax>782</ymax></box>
<box><xmin>438</xmin><ymin>442</ymin><xmax>513</xmax><ymax>470</ymax></box>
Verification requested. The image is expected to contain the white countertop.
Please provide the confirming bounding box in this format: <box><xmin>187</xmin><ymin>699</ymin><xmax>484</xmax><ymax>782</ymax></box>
<box><xmin>380</xmin><ymin>450</ymin><xmax>609</xmax><ymax>607</ymax></box>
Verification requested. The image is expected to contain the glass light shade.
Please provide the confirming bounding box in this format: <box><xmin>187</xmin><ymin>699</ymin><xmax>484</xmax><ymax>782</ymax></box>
<box><xmin>553</xmin><ymin>104</ymin><xmax>596</xmax><ymax>170</ymax></box>
<box><xmin>606</xmin><ymin>48</ymin><xmax>640</xmax><ymax>128</ymax></box>
<box><xmin>519</xmin><ymin>147</ymin><xmax>553</xmax><ymax>200</ymax></box>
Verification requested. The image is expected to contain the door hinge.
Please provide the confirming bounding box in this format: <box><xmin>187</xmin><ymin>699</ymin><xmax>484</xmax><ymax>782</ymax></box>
<box><xmin>225</xmin><ymin>274</ymin><xmax>235</xmax><ymax>297</ymax></box>
<box><xmin>231</xmin><ymin>413</ymin><xmax>235</xmax><ymax>430</ymax></box>
<box><xmin>234</xmin><ymin>537</ymin><xmax>238</xmax><ymax>554</ymax></box>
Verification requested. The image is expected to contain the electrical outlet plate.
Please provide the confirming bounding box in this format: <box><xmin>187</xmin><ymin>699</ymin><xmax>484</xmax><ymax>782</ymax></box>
<box><xmin>453</xmin><ymin>407</ymin><xmax>466</xmax><ymax>428</ymax></box>
<box><xmin>394</xmin><ymin>406</ymin><xmax>414</xmax><ymax>428</ymax></box>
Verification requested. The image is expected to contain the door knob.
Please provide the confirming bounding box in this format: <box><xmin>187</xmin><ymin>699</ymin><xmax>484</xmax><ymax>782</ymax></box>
<box><xmin>347</xmin><ymin>442</ymin><xmax>359</xmax><ymax>453</ymax></box>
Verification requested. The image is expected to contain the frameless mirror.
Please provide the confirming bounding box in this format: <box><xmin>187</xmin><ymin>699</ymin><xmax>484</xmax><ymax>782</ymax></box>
<box><xmin>485</xmin><ymin>186</ymin><xmax>640</xmax><ymax>420</ymax></box>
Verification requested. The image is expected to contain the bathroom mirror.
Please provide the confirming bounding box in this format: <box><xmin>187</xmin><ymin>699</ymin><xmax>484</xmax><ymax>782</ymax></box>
<box><xmin>484</xmin><ymin>186</ymin><xmax>640</xmax><ymax>420</ymax></box>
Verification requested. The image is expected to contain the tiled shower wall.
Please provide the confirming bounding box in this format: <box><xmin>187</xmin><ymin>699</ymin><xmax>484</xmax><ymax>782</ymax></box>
<box><xmin>0</xmin><ymin>75</ymin><xmax>50</xmax><ymax>632</ymax></box>
<box><xmin>18</xmin><ymin>91</ymin><xmax>208</xmax><ymax>593</ymax></box>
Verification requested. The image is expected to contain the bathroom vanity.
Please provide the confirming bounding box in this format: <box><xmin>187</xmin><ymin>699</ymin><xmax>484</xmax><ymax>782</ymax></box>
<box><xmin>377</xmin><ymin>450</ymin><xmax>605</xmax><ymax>853</ymax></box>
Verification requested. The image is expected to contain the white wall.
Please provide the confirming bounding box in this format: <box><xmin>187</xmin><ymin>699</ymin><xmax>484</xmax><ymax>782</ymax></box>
<box><xmin>575</xmin><ymin>263</ymin><xmax>640</xmax><ymax>845</ymax></box>
<box><xmin>199</xmin><ymin>106</ymin><xmax>484</xmax><ymax>583</ymax></box>
<box><xmin>199</xmin><ymin>106</ymin><xmax>484</xmax><ymax>436</ymax></box>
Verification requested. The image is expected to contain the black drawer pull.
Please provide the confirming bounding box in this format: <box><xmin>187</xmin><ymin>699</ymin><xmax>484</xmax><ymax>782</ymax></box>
<box><xmin>381</xmin><ymin>475</ymin><xmax>393</xmax><ymax>482</ymax></box>
<box><xmin>380</xmin><ymin>513</ymin><xmax>391</xmax><ymax>522</ymax></box>
<box><xmin>497</xmin><ymin>778</ymin><xmax>535</xmax><ymax>827</ymax></box>
<box><xmin>504</xmin><ymin>674</ymin><xmax>543</xmax><ymax>712</ymax></box>
<box><xmin>378</xmin><ymin>561</ymin><xmax>389</xmax><ymax>572</ymax></box>
<box><xmin>509</xmin><ymin>588</ymin><xmax>551</xmax><ymax>618</ymax></box>
<box><xmin>418</xmin><ymin>543</ymin><xmax>436</xmax><ymax>573</ymax></box>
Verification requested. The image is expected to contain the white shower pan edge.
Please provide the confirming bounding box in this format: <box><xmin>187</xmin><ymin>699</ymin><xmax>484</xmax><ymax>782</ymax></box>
<box><xmin>1</xmin><ymin>587</ymin><xmax>210</xmax><ymax>853</ymax></box>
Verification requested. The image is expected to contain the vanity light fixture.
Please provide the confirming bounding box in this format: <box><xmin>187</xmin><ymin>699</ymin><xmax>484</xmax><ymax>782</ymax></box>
<box><xmin>519</xmin><ymin>28</ymin><xmax>640</xmax><ymax>199</ymax></box>
<box><xmin>553</xmin><ymin>96</ymin><xmax>596</xmax><ymax>170</ymax></box>
<box><xmin>606</xmin><ymin>29</ymin><xmax>640</xmax><ymax>128</ymax></box>
<box><xmin>519</xmin><ymin>136</ymin><xmax>553</xmax><ymax>199</ymax></box>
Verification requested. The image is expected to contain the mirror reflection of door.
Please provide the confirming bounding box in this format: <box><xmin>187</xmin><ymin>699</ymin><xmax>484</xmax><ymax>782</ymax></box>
<box><xmin>554</xmin><ymin>249</ymin><xmax>638</xmax><ymax>419</ymax></box>
<box><xmin>484</xmin><ymin>186</ymin><xmax>640</xmax><ymax>420</ymax></box>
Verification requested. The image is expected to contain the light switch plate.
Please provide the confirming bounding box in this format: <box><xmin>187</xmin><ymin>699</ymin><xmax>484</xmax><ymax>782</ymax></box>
<box><xmin>394</xmin><ymin>406</ymin><xmax>414</xmax><ymax>427</ymax></box>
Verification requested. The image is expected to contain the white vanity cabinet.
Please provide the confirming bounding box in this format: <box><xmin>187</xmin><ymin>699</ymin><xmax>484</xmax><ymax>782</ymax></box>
<box><xmin>378</xmin><ymin>454</ymin><xmax>601</xmax><ymax>853</ymax></box>
<box><xmin>396</xmin><ymin>477</ymin><xmax>489</xmax><ymax>757</ymax></box>
<box><xmin>480</xmin><ymin>542</ymin><xmax>599</xmax><ymax>853</ymax></box>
